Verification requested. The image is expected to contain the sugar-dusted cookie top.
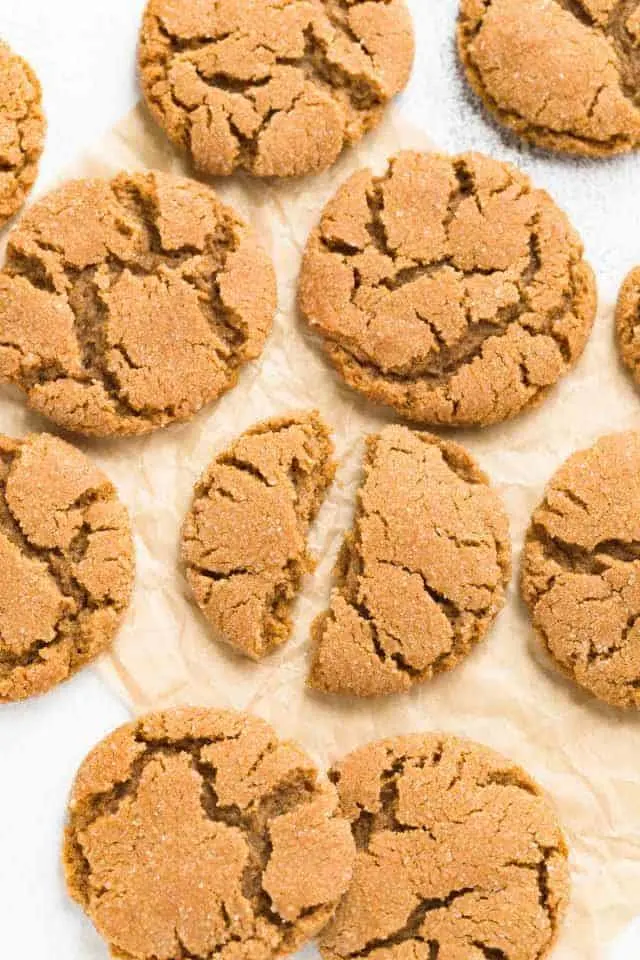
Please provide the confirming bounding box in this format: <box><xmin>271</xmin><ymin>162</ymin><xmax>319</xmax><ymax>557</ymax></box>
<box><xmin>139</xmin><ymin>0</ymin><xmax>414</xmax><ymax>177</ymax></box>
<box><xmin>299</xmin><ymin>151</ymin><xmax>597</xmax><ymax>426</ymax></box>
<box><xmin>0</xmin><ymin>171</ymin><xmax>276</xmax><ymax>436</ymax></box>
<box><xmin>0</xmin><ymin>40</ymin><xmax>45</xmax><ymax>226</ymax></box>
<box><xmin>64</xmin><ymin>707</ymin><xmax>356</xmax><ymax>960</ymax></box>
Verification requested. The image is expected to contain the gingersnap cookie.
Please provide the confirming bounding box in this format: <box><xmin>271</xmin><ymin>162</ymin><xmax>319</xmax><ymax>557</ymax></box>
<box><xmin>138</xmin><ymin>0</ymin><xmax>414</xmax><ymax>178</ymax></box>
<box><xmin>0</xmin><ymin>171</ymin><xmax>276</xmax><ymax>437</ymax></box>
<box><xmin>182</xmin><ymin>411</ymin><xmax>336</xmax><ymax>659</ymax></box>
<box><xmin>616</xmin><ymin>266</ymin><xmax>640</xmax><ymax>385</ymax></box>
<box><xmin>0</xmin><ymin>432</ymin><xmax>134</xmax><ymax>702</ymax></box>
<box><xmin>63</xmin><ymin>707</ymin><xmax>356</xmax><ymax>960</ymax></box>
<box><xmin>309</xmin><ymin>425</ymin><xmax>511</xmax><ymax>697</ymax></box>
<box><xmin>522</xmin><ymin>431</ymin><xmax>640</xmax><ymax>709</ymax></box>
<box><xmin>0</xmin><ymin>41</ymin><xmax>45</xmax><ymax>227</ymax></box>
<box><xmin>299</xmin><ymin>151</ymin><xmax>596</xmax><ymax>427</ymax></box>
<box><xmin>322</xmin><ymin>734</ymin><xmax>569</xmax><ymax>960</ymax></box>
<box><xmin>458</xmin><ymin>0</ymin><xmax>640</xmax><ymax>157</ymax></box>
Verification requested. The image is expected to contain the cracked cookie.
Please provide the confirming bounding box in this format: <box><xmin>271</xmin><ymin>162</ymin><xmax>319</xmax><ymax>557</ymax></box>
<box><xmin>298</xmin><ymin>151</ymin><xmax>596</xmax><ymax>427</ymax></box>
<box><xmin>0</xmin><ymin>40</ymin><xmax>45</xmax><ymax>227</ymax></box>
<box><xmin>309</xmin><ymin>425</ymin><xmax>511</xmax><ymax>697</ymax></box>
<box><xmin>0</xmin><ymin>171</ymin><xmax>276</xmax><ymax>437</ymax></box>
<box><xmin>182</xmin><ymin>411</ymin><xmax>336</xmax><ymax>659</ymax></box>
<box><xmin>322</xmin><ymin>734</ymin><xmax>569</xmax><ymax>960</ymax></box>
<box><xmin>138</xmin><ymin>0</ymin><xmax>415</xmax><ymax>178</ymax></box>
<box><xmin>522</xmin><ymin>431</ymin><xmax>640</xmax><ymax>708</ymax></box>
<box><xmin>458</xmin><ymin>0</ymin><xmax>640</xmax><ymax>157</ymax></box>
<box><xmin>0</xmin><ymin>432</ymin><xmax>134</xmax><ymax>702</ymax></box>
<box><xmin>615</xmin><ymin>265</ymin><xmax>640</xmax><ymax>387</ymax></box>
<box><xmin>63</xmin><ymin>707</ymin><xmax>356</xmax><ymax>960</ymax></box>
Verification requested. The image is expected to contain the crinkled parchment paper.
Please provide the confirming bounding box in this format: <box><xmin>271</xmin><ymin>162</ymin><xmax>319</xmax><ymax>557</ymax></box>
<box><xmin>2</xmin><ymin>102</ymin><xmax>640</xmax><ymax>957</ymax></box>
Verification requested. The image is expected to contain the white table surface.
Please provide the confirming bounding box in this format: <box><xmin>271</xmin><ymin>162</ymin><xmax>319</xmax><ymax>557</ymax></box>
<box><xmin>0</xmin><ymin>1</ymin><xmax>639</xmax><ymax>957</ymax></box>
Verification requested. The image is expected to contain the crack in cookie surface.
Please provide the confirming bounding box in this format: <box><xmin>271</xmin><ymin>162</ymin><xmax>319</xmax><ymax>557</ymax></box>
<box><xmin>0</xmin><ymin>433</ymin><xmax>133</xmax><ymax>701</ymax></box>
<box><xmin>63</xmin><ymin>708</ymin><xmax>355</xmax><ymax>960</ymax></box>
<box><xmin>182</xmin><ymin>411</ymin><xmax>336</xmax><ymax>659</ymax></box>
<box><xmin>322</xmin><ymin>734</ymin><xmax>569</xmax><ymax>960</ymax></box>
<box><xmin>522</xmin><ymin>431</ymin><xmax>640</xmax><ymax>708</ymax></box>
<box><xmin>308</xmin><ymin>425</ymin><xmax>511</xmax><ymax>697</ymax></box>
<box><xmin>0</xmin><ymin>41</ymin><xmax>45</xmax><ymax>226</ymax></box>
<box><xmin>138</xmin><ymin>0</ymin><xmax>415</xmax><ymax>177</ymax></box>
<box><xmin>299</xmin><ymin>151</ymin><xmax>596</xmax><ymax>427</ymax></box>
<box><xmin>458</xmin><ymin>0</ymin><xmax>640</xmax><ymax>156</ymax></box>
<box><xmin>0</xmin><ymin>171</ymin><xmax>276</xmax><ymax>437</ymax></box>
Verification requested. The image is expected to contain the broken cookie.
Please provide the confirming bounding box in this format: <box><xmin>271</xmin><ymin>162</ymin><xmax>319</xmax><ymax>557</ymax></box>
<box><xmin>522</xmin><ymin>431</ymin><xmax>640</xmax><ymax>708</ymax></box>
<box><xmin>0</xmin><ymin>40</ymin><xmax>45</xmax><ymax>227</ymax></box>
<box><xmin>182</xmin><ymin>411</ymin><xmax>335</xmax><ymax>659</ymax></box>
<box><xmin>138</xmin><ymin>0</ymin><xmax>415</xmax><ymax>178</ymax></box>
<box><xmin>0</xmin><ymin>171</ymin><xmax>276</xmax><ymax>436</ymax></box>
<box><xmin>322</xmin><ymin>733</ymin><xmax>569</xmax><ymax>960</ymax></box>
<box><xmin>0</xmin><ymin>432</ymin><xmax>134</xmax><ymax>702</ymax></box>
<box><xmin>458</xmin><ymin>0</ymin><xmax>640</xmax><ymax>157</ymax></box>
<box><xmin>309</xmin><ymin>425</ymin><xmax>511</xmax><ymax>697</ymax></box>
<box><xmin>299</xmin><ymin>151</ymin><xmax>597</xmax><ymax>426</ymax></box>
<box><xmin>63</xmin><ymin>707</ymin><xmax>356</xmax><ymax>960</ymax></box>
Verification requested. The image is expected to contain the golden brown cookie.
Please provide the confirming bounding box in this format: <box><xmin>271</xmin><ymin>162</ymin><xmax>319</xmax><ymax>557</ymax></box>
<box><xmin>458</xmin><ymin>0</ymin><xmax>640</xmax><ymax>157</ymax></box>
<box><xmin>309</xmin><ymin>425</ymin><xmax>511</xmax><ymax>697</ymax></box>
<box><xmin>0</xmin><ymin>432</ymin><xmax>134</xmax><ymax>702</ymax></box>
<box><xmin>138</xmin><ymin>0</ymin><xmax>415</xmax><ymax>178</ymax></box>
<box><xmin>0</xmin><ymin>171</ymin><xmax>276</xmax><ymax>437</ymax></box>
<box><xmin>522</xmin><ymin>431</ymin><xmax>640</xmax><ymax>709</ymax></box>
<box><xmin>182</xmin><ymin>411</ymin><xmax>336</xmax><ymax>659</ymax></box>
<box><xmin>322</xmin><ymin>733</ymin><xmax>570</xmax><ymax>960</ymax></box>
<box><xmin>63</xmin><ymin>707</ymin><xmax>356</xmax><ymax>960</ymax></box>
<box><xmin>616</xmin><ymin>266</ymin><xmax>640</xmax><ymax>384</ymax></box>
<box><xmin>299</xmin><ymin>151</ymin><xmax>596</xmax><ymax>427</ymax></box>
<box><xmin>0</xmin><ymin>41</ymin><xmax>45</xmax><ymax>227</ymax></box>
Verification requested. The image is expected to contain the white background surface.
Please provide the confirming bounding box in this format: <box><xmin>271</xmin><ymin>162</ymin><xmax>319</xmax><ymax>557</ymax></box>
<box><xmin>0</xmin><ymin>1</ymin><xmax>639</xmax><ymax>957</ymax></box>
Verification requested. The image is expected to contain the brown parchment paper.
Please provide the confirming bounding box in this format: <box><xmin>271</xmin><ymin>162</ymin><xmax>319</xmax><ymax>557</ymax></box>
<box><xmin>2</xmin><ymin>103</ymin><xmax>640</xmax><ymax>957</ymax></box>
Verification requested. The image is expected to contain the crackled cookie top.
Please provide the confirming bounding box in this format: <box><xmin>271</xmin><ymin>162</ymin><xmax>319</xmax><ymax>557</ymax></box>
<box><xmin>0</xmin><ymin>41</ymin><xmax>45</xmax><ymax>227</ymax></box>
<box><xmin>616</xmin><ymin>266</ymin><xmax>640</xmax><ymax>384</ymax></box>
<box><xmin>0</xmin><ymin>171</ymin><xmax>276</xmax><ymax>437</ymax></box>
<box><xmin>64</xmin><ymin>708</ymin><xmax>356</xmax><ymax>960</ymax></box>
<box><xmin>138</xmin><ymin>0</ymin><xmax>414</xmax><ymax>178</ymax></box>
<box><xmin>458</xmin><ymin>0</ymin><xmax>640</xmax><ymax>157</ymax></box>
<box><xmin>323</xmin><ymin>734</ymin><xmax>569</xmax><ymax>960</ymax></box>
<box><xmin>309</xmin><ymin>426</ymin><xmax>511</xmax><ymax>697</ymax></box>
<box><xmin>522</xmin><ymin>432</ymin><xmax>640</xmax><ymax>708</ymax></box>
<box><xmin>299</xmin><ymin>151</ymin><xmax>596</xmax><ymax>426</ymax></box>
<box><xmin>182</xmin><ymin>411</ymin><xmax>336</xmax><ymax>659</ymax></box>
<box><xmin>0</xmin><ymin>433</ymin><xmax>133</xmax><ymax>702</ymax></box>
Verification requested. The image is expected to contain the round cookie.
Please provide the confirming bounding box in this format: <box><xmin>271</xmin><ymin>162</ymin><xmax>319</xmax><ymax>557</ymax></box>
<box><xmin>63</xmin><ymin>707</ymin><xmax>356</xmax><ymax>960</ymax></box>
<box><xmin>322</xmin><ymin>734</ymin><xmax>570</xmax><ymax>960</ymax></box>
<box><xmin>0</xmin><ymin>432</ymin><xmax>134</xmax><ymax>702</ymax></box>
<box><xmin>299</xmin><ymin>151</ymin><xmax>596</xmax><ymax>427</ymax></box>
<box><xmin>182</xmin><ymin>411</ymin><xmax>336</xmax><ymax>659</ymax></box>
<box><xmin>0</xmin><ymin>171</ymin><xmax>276</xmax><ymax>437</ymax></box>
<box><xmin>522</xmin><ymin>431</ymin><xmax>640</xmax><ymax>709</ymax></box>
<box><xmin>616</xmin><ymin>266</ymin><xmax>640</xmax><ymax>384</ymax></box>
<box><xmin>0</xmin><ymin>41</ymin><xmax>45</xmax><ymax>227</ymax></box>
<box><xmin>138</xmin><ymin>0</ymin><xmax>415</xmax><ymax>178</ymax></box>
<box><xmin>309</xmin><ymin>425</ymin><xmax>512</xmax><ymax>697</ymax></box>
<box><xmin>458</xmin><ymin>0</ymin><xmax>640</xmax><ymax>158</ymax></box>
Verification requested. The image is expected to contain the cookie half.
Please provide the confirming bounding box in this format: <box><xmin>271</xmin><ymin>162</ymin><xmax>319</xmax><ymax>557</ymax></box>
<box><xmin>182</xmin><ymin>411</ymin><xmax>336</xmax><ymax>659</ymax></box>
<box><xmin>0</xmin><ymin>41</ymin><xmax>45</xmax><ymax>227</ymax></box>
<box><xmin>63</xmin><ymin>707</ymin><xmax>356</xmax><ymax>960</ymax></box>
<box><xmin>0</xmin><ymin>171</ymin><xmax>276</xmax><ymax>437</ymax></box>
<box><xmin>458</xmin><ymin>0</ymin><xmax>640</xmax><ymax>157</ymax></box>
<box><xmin>616</xmin><ymin>266</ymin><xmax>640</xmax><ymax>384</ymax></box>
<box><xmin>522</xmin><ymin>431</ymin><xmax>640</xmax><ymax>708</ymax></box>
<box><xmin>299</xmin><ymin>151</ymin><xmax>596</xmax><ymax>426</ymax></box>
<box><xmin>322</xmin><ymin>733</ymin><xmax>569</xmax><ymax>960</ymax></box>
<box><xmin>138</xmin><ymin>0</ymin><xmax>415</xmax><ymax>178</ymax></box>
<box><xmin>309</xmin><ymin>425</ymin><xmax>511</xmax><ymax>697</ymax></box>
<box><xmin>0</xmin><ymin>432</ymin><xmax>134</xmax><ymax>702</ymax></box>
